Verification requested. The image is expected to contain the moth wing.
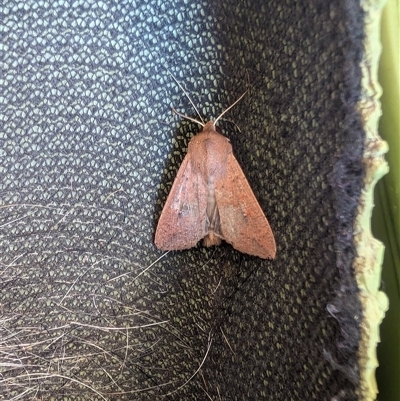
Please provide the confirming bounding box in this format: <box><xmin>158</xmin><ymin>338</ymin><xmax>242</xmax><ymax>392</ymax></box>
<box><xmin>215</xmin><ymin>154</ymin><xmax>276</xmax><ymax>259</ymax></box>
<box><xmin>155</xmin><ymin>155</ymin><xmax>208</xmax><ymax>250</ymax></box>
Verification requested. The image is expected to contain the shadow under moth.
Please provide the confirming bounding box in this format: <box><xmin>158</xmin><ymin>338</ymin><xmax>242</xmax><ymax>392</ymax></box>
<box><xmin>155</xmin><ymin>85</ymin><xmax>276</xmax><ymax>259</ymax></box>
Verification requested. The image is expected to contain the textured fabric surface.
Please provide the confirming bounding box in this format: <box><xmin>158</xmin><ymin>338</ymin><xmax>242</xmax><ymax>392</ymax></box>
<box><xmin>1</xmin><ymin>1</ymin><xmax>364</xmax><ymax>400</ymax></box>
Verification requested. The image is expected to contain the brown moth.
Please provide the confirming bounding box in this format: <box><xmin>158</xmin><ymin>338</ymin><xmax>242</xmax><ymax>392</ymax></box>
<box><xmin>155</xmin><ymin>86</ymin><xmax>276</xmax><ymax>259</ymax></box>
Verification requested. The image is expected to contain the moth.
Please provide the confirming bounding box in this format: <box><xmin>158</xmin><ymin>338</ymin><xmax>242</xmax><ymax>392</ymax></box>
<box><xmin>155</xmin><ymin>85</ymin><xmax>276</xmax><ymax>259</ymax></box>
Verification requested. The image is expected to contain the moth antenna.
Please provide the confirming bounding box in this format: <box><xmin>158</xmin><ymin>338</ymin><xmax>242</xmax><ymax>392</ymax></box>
<box><xmin>172</xmin><ymin>108</ymin><xmax>205</xmax><ymax>127</ymax></box>
<box><xmin>168</xmin><ymin>71</ymin><xmax>205</xmax><ymax>125</ymax></box>
<box><xmin>214</xmin><ymin>90</ymin><xmax>248</xmax><ymax>125</ymax></box>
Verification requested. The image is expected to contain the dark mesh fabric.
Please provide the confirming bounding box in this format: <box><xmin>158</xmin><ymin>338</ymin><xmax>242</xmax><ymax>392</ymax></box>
<box><xmin>1</xmin><ymin>1</ymin><xmax>364</xmax><ymax>400</ymax></box>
